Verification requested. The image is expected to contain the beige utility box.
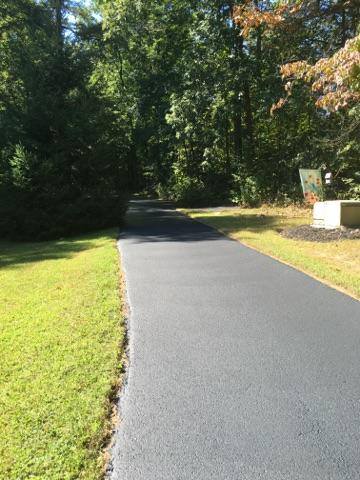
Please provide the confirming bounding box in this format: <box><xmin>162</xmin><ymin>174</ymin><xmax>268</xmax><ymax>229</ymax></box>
<box><xmin>313</xmin><ymin>201</ymin><xmax>360</xmax><ymax>229</ymax></box>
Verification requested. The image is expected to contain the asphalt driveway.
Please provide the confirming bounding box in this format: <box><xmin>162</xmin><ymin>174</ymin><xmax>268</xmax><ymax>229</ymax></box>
<box><xmin>110</xmin><ymin>199</ymin><xmax>360</xmax><ymax>480</ymax></box>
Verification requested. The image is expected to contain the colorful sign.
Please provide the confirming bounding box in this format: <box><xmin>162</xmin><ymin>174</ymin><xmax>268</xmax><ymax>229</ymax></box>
<box><xmin>299</xmin><ymin>169</ymin><xmax>323</xmax><ymax>204</ymax></box>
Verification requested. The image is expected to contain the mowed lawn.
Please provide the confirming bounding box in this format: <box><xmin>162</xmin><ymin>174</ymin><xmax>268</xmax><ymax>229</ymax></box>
<box><xmin>0</xmin><ymin>231</ymin><xmax>124</xmax><ymax>480</ymax></box>
<box><xmin>184</xmin><ymin>205</ymin><xmax>360</xmax><ymax>300</ymax></box>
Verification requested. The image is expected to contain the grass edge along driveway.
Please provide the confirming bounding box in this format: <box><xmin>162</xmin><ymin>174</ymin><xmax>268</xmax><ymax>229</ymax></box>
<box><xmin>183</xmin><ymin>205</ymin><xmax>360</xmax><ymax>301</ymax></box>
<box><xmin>0</xmin><ymin>229</ymin><xmax>124</xmax><ymax>480</ymax></box>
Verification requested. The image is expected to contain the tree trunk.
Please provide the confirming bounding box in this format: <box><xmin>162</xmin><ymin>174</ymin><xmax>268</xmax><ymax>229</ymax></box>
<box><xmin>228</xmin><ymin>1</ymin><xmax>244</xmax><ymax>167</ymax></box>
<box><xmin>225</xmin><ymin>121</ymin><xmax>231</xmax><ymax>180</ymax></box>
<box><xmin>54</xmin><ymin>0</ymin><xmax>64</xmax><ymax>49</ymax></box>
<box><xmin>254</xmin><ymin>0</ymin><xmax>262</xmax><ymax>79</ymax></box>
<box><xmin>243</xmin><ymin>78</ymin><xmax>255</xmax><ymax>160</ymax></box>
<box><xmin>233</xmin><ymin>94</ymin><xmax>243</xmax><ymax>165</ymax></box>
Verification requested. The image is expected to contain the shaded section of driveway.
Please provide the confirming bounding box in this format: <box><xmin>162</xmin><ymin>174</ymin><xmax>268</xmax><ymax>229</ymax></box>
<box><xmin>110</xmin><ymin>199</ymin><xmax>360</xmax><ymax>480</ymax></box>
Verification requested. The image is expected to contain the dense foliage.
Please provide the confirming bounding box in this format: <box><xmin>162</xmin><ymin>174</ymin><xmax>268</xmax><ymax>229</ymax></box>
<box><xmin>1</xmin><ymin>0</ymin><xmax>359</xmax><ymax>238</ymax></box>
<box><xmin>0</xmin><ymin>0</ymin><xmax>128</xmax><ymax>239</ymax></box>
<box><xmin>98</xmin><ymin>0</ymin><xmax>359</xmax><ymax>206</ymax></box>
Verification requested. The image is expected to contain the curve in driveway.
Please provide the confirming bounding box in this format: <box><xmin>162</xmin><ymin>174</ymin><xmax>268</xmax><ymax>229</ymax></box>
<box><xmin>110</xmin><ymin>199</ymin><xmax>360</xmax><ymax>480</ymax></box>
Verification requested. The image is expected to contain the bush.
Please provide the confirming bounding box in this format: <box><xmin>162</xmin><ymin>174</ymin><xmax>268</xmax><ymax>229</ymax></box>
<box><xmin>170</xmin><ymin>177</ymin><xmax>208</xmax><ymax>206</ymax></box>
<box><xmin>168</xmin><ymin>174</ymin><xmax>229</xmax><ymax>207</ymax></box>
<box><xmin>0</xmin><ymin>186</ymin><xmax>128</xmax><ymax>240</ymax></box>
<box><xmin>230</xmin><ymin>175</ymin><xmax>262</xmax><ymax>207</ymax></box>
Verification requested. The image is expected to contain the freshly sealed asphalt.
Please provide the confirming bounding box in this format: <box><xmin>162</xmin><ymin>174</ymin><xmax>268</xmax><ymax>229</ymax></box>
<box><xmin>110</xmin><ymin>199</ymin><xmax>360</xmax><ymax>480</ymax></box>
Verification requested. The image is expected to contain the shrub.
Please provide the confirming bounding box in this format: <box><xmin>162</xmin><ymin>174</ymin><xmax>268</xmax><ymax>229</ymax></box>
<box><xmin>170</xmin><ymin>177</ymin><xmax>208</xmax><ymax>206</ymax></box>
<box><xmin>0</xmin><ymin>186</ymin><xmax>128</xmax><ymax>241</ymax></box>
<box><xmin>168</xmin><ymin>174</ymin><xmax>229</xmax><ymax>207</ymax></box>
<box><xmin>230</xmin><ymin>175</ymin><xmax>262</xmax><ymax>207</ymax></box>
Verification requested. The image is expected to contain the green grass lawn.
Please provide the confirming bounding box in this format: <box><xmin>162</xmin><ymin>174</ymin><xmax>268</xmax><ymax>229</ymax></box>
<box><xmin>184</xmin><ymin>205</ymin><xmax>360</xmax><ymax>300</ymax></box>
<box><xmin>0</xmin><ymin>230</ymin><xmax>124</xmax><ymax>480</ymax></box>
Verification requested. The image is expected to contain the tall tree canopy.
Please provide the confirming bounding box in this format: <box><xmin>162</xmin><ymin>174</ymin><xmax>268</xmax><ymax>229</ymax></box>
<box><xmin>0</xmin><ymin>0</ymin><xmax>359</xmax><ymax>238</ymax></box>
<box><xmin>98</xmin><ymin>0</ymin><xmax>359</xmax><ymax>205</ymax></box>
<box><xmin>0</xmin><ymin>0</ymin><xmax>128</xmax><ymax>239</ymax></box>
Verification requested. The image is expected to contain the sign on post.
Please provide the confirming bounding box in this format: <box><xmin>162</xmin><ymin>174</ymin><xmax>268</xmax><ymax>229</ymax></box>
<box><xmin>299</xmin><ymin>169</ymin><xmax>323</xmax><ymax>204</ymax></box>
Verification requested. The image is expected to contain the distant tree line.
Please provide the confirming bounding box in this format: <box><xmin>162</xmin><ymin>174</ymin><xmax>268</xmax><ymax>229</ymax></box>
<box><xmin>0</xmin><ymin>0</ymin><xmax>359</xmax><ymax>239</ymax></box>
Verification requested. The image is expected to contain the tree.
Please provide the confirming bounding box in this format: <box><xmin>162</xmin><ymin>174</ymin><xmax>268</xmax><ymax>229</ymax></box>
<box><xmin>1</xmin><ymin>0</ymin><xmax>359</xmax><ymax>240</ymax></box>
<box><xmin>0</xmin><ymin>0</ymin><xmax>129</xmax><ymax>239</ymax></box>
